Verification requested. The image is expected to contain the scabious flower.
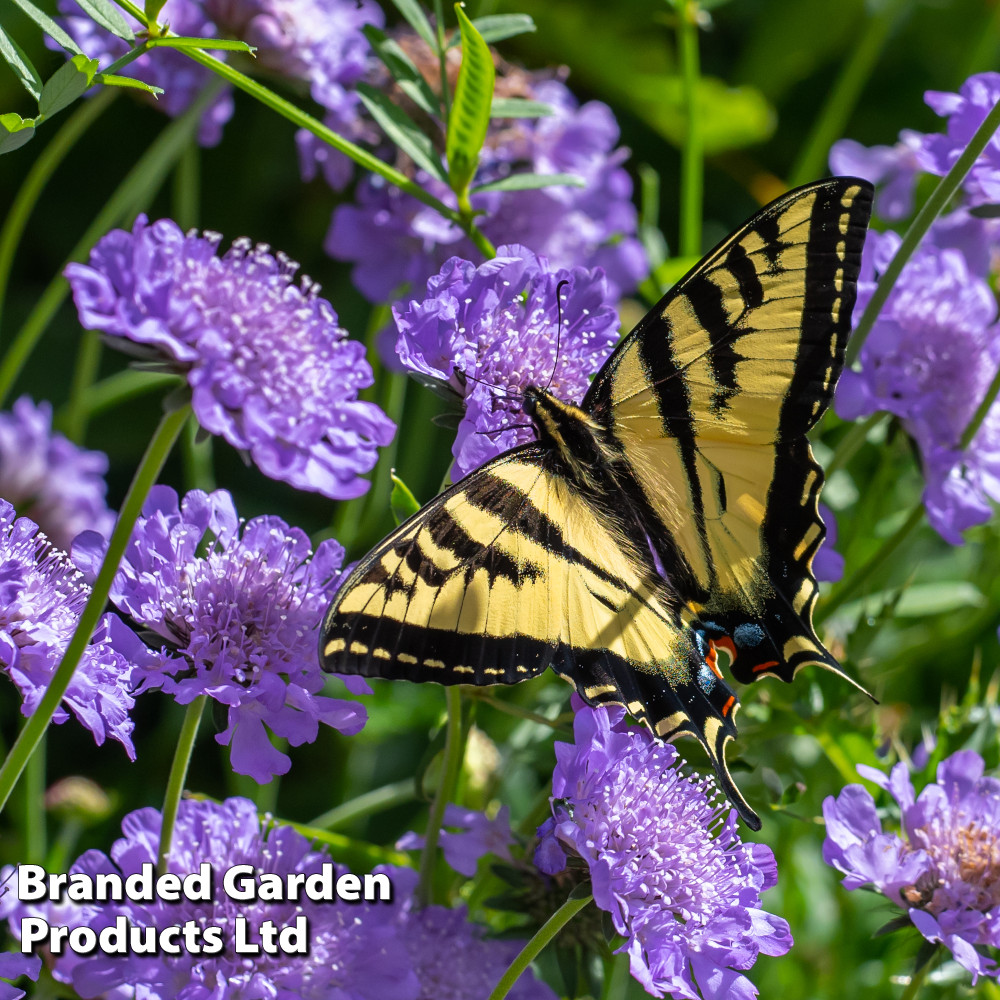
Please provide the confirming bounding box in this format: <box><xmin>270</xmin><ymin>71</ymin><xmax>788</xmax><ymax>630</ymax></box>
<box><xmin>836</xmin><ymin>230</ymin><xmax>1000</xmax><ymax>543</ymax></box>
<box><xmin>53</xmin><ymin>0</ymin><xmax>234</xmax><ymax>145</ymax></box>
<box><xmin>0</xmin><ymin>953</ymin><xmax>40</xmax><ymax>1000</ymax></box>
<box><xmin>0</xmin><ymin>500</ymin><xmax>144</xmax><ymax>757</ymax></box>
<box><xmin>65</xmin><ymin>216</ymin><xmax>395</xmax><ymax>500</ymax></box>
<box><xmin>73</xmin><ymin>485</ymin><xmax>367</xmax><ymax>782</ymax></box>
<box><xmin>326</xmin><ymin>61</ymin><xmax>647</xmax><ymax>304</ymax></box>
<box><xmin>0</xmin><ymin>396</ymin><xmax>114</xmax><ymax>550</ymax></box>
<box><xmin>535</xmin><ymin>701</ymin><xmax>791</xmax><ymax>1000</ymax></box>
<box><xmin>3</xmin><ymin>797</ymin><xmax>420</xmax><ymax>999</ymax></box>
<box><xmin>394</xmin><ymin>246</ymin><xmax>619</xmax><ymax>477</ymax></box>
<box><xmin>823</xmin><ymin>749</ymin><xmax>1000</xmax><ymax>983</ymax></box>
<box><xmin>829</xmin><ymin>131</ymin><xmax>923</xmax><ymax>221</ymax></box>
<box><xmin>397</xmin><ymin>804</ymin><xmax>513</xmax><ymax>877</ymax></box>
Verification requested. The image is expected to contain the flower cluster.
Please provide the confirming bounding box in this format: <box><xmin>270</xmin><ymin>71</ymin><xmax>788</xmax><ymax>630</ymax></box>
<box><xmin>394</xmin><ymin>246</ymin><xmax>619</xmax><ymax>477</ymax></box>
<box><xmin>66</xmin><ymin>216</ymin><xmax>395</xmax><ymax>500</ymax></box>
<box><xmin>823</xmin><ymin>749</ymin><xmax>1000</xmax><ymax>983</ymax></box>
<box><xmin>327</xmin><ymin>64</ymin><xmax>647</xmax><ymax>307</ymax></box>
<box><xmin>73</xmin><ymin>485</ymin><xmax>366</xmax><ymax>782</ymax></box>
<box><xmin>0</xmin><ymin>500</ymin><xmax>145</xmax><ymax>757</ymax></box>
<box><xmin>831</xmin><ymin>71</ymin><xmax>1000</xmax><ymax>543</ymax></box>
<box><xmin>0</xmin><ymin>396</ymin><xmax>114</xmax><ymax>551</ymax></box>
<box><xmin>1</xmin><ymin>797</ymin><xmax>555</xmax><ymax>1000</ymax></box>
<box><xmin>536</xmin><ymin>701</ymin><xmax>792</xmax><ymax>999</ymax></box>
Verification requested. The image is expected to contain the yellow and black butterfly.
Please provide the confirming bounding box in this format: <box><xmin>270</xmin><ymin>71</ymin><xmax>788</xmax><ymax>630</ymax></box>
<box><xmin>320</xmin><ymin>177</ymin><xmax>874</xmax><ymax>830</ymax></box>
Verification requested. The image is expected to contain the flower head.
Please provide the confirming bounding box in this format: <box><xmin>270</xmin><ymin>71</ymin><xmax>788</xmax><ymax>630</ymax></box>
<box><xmin>54</xmin><ymin>0</ymin><xmax>234</xmax><ymax>145</ymax></box>
<box><xmin>394</xmin><ymin>246</ymin><xmax>619</xmax><ymax>477</ymax></box>
<box><xmin>5</xmin><ymin>797</ymin><xmax>419</xmax><ymax>1000</ymax></box>
<box><xmin>326</xmin><ymin>70</ymin><xmax>646</xmax><ymax>304</ymax></box>
<box><xmin>835</xmin><ymin>230</ymin><xmax>1000</xmax><ymax>543</ymax></box>
<box><xmin>0</xmin><ymin>501</ymin><xmax>143</xmax><ymax>757</ymax></box>
<box><xmin>0</xmin><ymin>396</ymin><xmax>114</xmax><ymax>550</ymax></box>
<box><xmin>829</xmin><ymin>131</ymin><xmax>923</xmax><ymax>220</ymax></box>
<box><xmin>66</xmin><ymin>216</ymin><xmax>395</xmax><ymax>500</ymax></box>
<box><xmin>74</xmin><ymin>485</ymin><xmax>366</xmax><ymax>782</ymax></box>
<box><xmin>536</xmin><ymin>701</ymin><xmax>791</xmax><ymax>999</ymax></box>
<box><xmin>823</xmin><ymin>749</ymin><xmax>1000</xmax><ymax>983</ymax></box>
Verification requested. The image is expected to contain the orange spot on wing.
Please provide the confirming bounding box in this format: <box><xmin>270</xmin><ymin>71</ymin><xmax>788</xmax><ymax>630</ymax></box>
<box><xmin>706</xmin><ymin>641</ymin><xmax>723</xmax><ymax>679</ymax></box>
<box><xmin>722</xmin><ymin>695</ymin><xmax>735</xmax><ymax>716</ymax></box>
<box><xmin>715</xmin><ymin>637</ymin><xmax>737</xmax><ymax>663</ymax></box>
<box><xmin>752</xmin><ymin>660</ymin><xmax>780</xmax><ymax>674</ymax></box>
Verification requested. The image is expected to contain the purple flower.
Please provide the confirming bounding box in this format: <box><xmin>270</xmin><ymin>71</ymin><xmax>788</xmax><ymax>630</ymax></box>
<box><xmin>393</xmin><ymin>246</ymin><xmax>619</xmax><ymax>477</ymax></box>
<box><xmin>829</xmin><ymin>131</ymin><xmax>923</xmax><ymax>220</ymax></box>
<box><xmin>74</xmin><ymin>485</ymin><xmax>367</xmax><ymax>782</ymax></box>
<box><xmin>823</xmin><ymin>750</ymin><xmax>1000</xmax><ymax>983</ymax></box>
<box><xmin>326</xmin><ymin>74</ymin><xmax>647</xmax><ymax>305</ymax></box>
<box><xmin>0</xmin><ymin>396</ymin><xmax>114</xmax><ymax>550</ymax></box>
<box><xmin>536</xmin><ymin>702</ymin><xmax>791</xmax><ymax>1000</ymax></box>
<box><xmin>0</xmin><ymin>952</ymin><xmax>40</xmax><ymax>1000</ymax></box>
<box><xmin>918</xmin><ymin>72</ymin><xmax>1000</xmax><ymax>208</ymax></box>
<box><xmin>4</xmin><ymin>797</ymin><xmax>420</xmax><ymax>999</ymax></box>
<box><xmin>0</xmin><ymin>500</ymin><xmax>143</xmax><ymax>757</ymax></box>
<box><xmin>388</xmin><ymin>866</ymin><xmax>557</xmax><ymax>1000</ymax></box>
<box><xmin>812</xmin><ymin>504</ymin><xmax>844</xmax><ymax>584</ymax></box>
<box><xmin>836</xmin><ymin>230</ymin><xmax>1000</xmax><ymax>543</ymax></box>
<box><xmin>397</xmin><ymin>804</ymin><xmax>513</xmax><ymax>877</ymax></box>
<box><xmin>65</xmin><ymin>216</ymin><xmax>396</xmax><ymax>500</ymax></box>
<box><xmin>54</xmin><ymin>0</ymin><xmax>234</xmax><ymax>145</ymax></box>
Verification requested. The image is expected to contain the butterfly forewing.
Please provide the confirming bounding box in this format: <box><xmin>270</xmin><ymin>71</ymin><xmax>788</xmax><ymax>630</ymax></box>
<box><xmin>585</xmin><ymin>178</ymin><xmax>874</xmax><ymax>686</ymax></box>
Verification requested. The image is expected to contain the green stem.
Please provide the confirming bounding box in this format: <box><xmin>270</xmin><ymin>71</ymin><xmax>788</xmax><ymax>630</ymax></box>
<box><xmin>417</xmin><ymin>686</ymin><xmax>465</xmax><ymax>906</ymax></box>
<box><xmin>433</xmin><ymin>0</ymin><xmax>451</xmax><ymax>120</ymax></box>
<box><xmin>825</xmin><ymin>412</ymin><xmax>886</xmax><ymax>477</ymax></box>
<box><xmin>471</xmin><ymin>692</ymin><xmax>571</xmax><ymax>733</ymax></box>
<box><xmin>310</xmin><ymin>779</ymin><xmax>418</xmax><ymax>831</ymax></box>
<box><xmin>24</xmin><ymin>737</ymin><xmax>45</xmax><ymax>865</ymax></box>
<box><xmin>157</xmin><ymin>694</ymin><xmax>206</xmax><ymax>875</ymax></box>
<box><xmin>0</xmin><ymin>89</ymin><xmax>116</xmax><ymax>340</ymax></box>
<box><xmin>847</xmin><ymin>92</ymin><xmax>1000</xmax><ymax>366</ymax></box>
<box><xmin>64</xmin><ymin>332</ymin><xmax>103</xmax><ymax>443</ymax></box>
<box><xmin>487</xmin><ymin>893</ymin><xmax>593</xmax><ymax>1000</ymax></box>
<box><xmin>821</xmin><ymin>503</ymin><xmax>923</xmax><ymax>618</ymax></box>
<box><xmin>789</xmin><ymin>0</ymin><xmax>910</xmax><ymax>188</ymax></box>
<box><xmin>601</xmin><ymin>951</ymin><xmax>630</xmax><ymax>1000</ymax></box>
<box><xmin>181</xmin><ymin>418</ymin><xmax>215</xmax><ymax>491</ymax></box>
<box><xmin>0</xmin><ymin>404</ymin><xmax>191</xmax><ymax>817</ymax></box>
<box><xmin>898</xmin><ymin>949</ymin><xmax>937</xmax><ymax>1000</ymax></box>
<box><xmin>676</xmin><ymin>0</ymin><xmax>702</xmax><ymax>258</ymax></box>
<box><xmin>172</xmin><ymin>142</ymin><xmax>200</xmax><ymax>229</ymax></box>
<box><xmin>0</xmin><ymin>84</ymin><xmax>219</xmax><ymax>409</ymax></box>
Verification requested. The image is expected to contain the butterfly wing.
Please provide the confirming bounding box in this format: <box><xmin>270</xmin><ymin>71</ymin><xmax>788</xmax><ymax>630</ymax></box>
<box><xmin>585</xmin><ymin>178</ymin><xmax>874</xmax><ymax>688</ymax></box>
<box><xmin>321</xmin><ymin>444</ymin><xmax>760</xmax><ymax>827</ymax></box>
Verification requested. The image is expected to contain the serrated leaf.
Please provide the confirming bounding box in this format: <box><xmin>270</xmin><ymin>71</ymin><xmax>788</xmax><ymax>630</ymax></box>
<box><xmin>0</xmin><ymin>26</ymin><xmax>43</xmax><ymax>100</ymax></box>
<box><xmin>10</xmin><ymin>0</ymin><xmax>83</xmax><ymax>55</ymax></box>
<box><xmin>390</xmin><ymin>471</ymin><xmax>421</xmax><ymax>526</ymax></box>
<box><xmin>95</xmin><ymin>73</ymin><xmax>163</xmax><ymax>96</ymax></box>
<box><xmin>361</xmin><ymin>26</ymin><xmax>441</xmax><ymax>119</ymax></box>
<box><xmin>490</xmin><ymin>97</ymin><xmax>553</xmax><ymax>119</ymax></box>
<box><xmin>447</xmin><ymin>14</ymin><xmax>537</xmax><ymax>48</ymax></box>
<box><xmin>446</xmin><ymin>5</ymin><xmax>494</xmax><ymax>195</ymax></box>
<box><xmin>39</xmin><ymin>55</ymin><xmax>98</xmax><ymax>118</ymax></box>
<box><xmin>0</xmin><ymin>112</ymin><xmax>36</xmax><ymax>153</ymax></box>
<box><xmin>356</xmin><ymin>83</ymin><xmax>447</xmax><ymax>183</ymax></box>
<box><xmin>390</xmin><ymin>0</ymin><xmax>436</xmax><ymax>49</ymax></box>
<box><xmin>470</xmin><ymin>171</ymin><xmax>584</xmax><ymax>195</ymax></box>
<box><xmin>74</xmin><ymin>0</ymin><xmax>134</xmax><ymax>41</ymax></box>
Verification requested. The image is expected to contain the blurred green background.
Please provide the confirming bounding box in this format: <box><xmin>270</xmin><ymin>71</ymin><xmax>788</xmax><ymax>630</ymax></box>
<box><xmin>1</xmin><ymin>0</ymin><xmax>1000</xmax><ymax>997</ymax></box>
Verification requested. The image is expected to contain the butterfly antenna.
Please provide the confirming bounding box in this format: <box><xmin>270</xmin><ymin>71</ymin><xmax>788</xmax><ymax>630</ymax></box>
<box><xmin>458</xmin><ymin>367</ymin><xmax>524</xmax><ymax>403</ymax></box>
<box><xmin>542</xmin><ymin>278</ymin><xmax>571</xmax><ymax>393</ymax></box>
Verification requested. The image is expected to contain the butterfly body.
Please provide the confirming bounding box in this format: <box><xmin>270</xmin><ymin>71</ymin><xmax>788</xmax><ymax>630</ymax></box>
<box><xmin>322</xmin><ymin>178</ymin><xmax>875</xmax><ymax>830</ymax></box>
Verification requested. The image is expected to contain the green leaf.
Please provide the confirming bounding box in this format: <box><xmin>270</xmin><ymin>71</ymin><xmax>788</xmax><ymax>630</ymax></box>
<box><xmin>446</xmin><ymin>14</ymin><xmax>537</xmax><ymax>48</ymax></box>
<box><xmin>652</xmin><ymin>255</ymin><xmax>701</xmax><ymax>289</ymax></box>
<box><xmin>361</xmin><ymin>26</ymin><xmax>442</xmax><ymax>119</ymax></box>
<box><xmin>39</xmin><ymin>55</ymin><xmax>98</xmax><ymax>118</ymax></box>
<box><xmin>628</xmin><ymin>74</ymin><xmax>776</xmax><ymax>155</ymax></box>
<box><xmin>390</xmin><ymin>471</ymin><xmax>421</xmax><ymax>526</ymax></box>
<box><xmin>356</xmin><ymin>83</ymin><xmax>447</xmax><ymax>183</ymax></box>
<box><xmin>146</xmin><ymin>36</ymin><xmax>257</xmax><ymax>53</ymax></box>
<box><xmin>95</xmin><ymin>73</ymin><xmax>163</xmax><ymax>96</ymax></box>
<box><xmin>0</xmin><ymin>112</ymin><xmax>36</xmax><ymax>154</ymax></box>
<box><xmin>446</xmin><ymin>5</ymin><xmax>495</xmax><ymax>195</ymax></box>
<box><xmin>10</xmin><ymin>0</ymin><xmax>83</xmax><ymax>55</ymax></box>
<box><xmin>490</xmin><ymin>97</ymin><xmax>553</xmax><ymax>118</ymax></box>
<box><xmin>0</xmin><ymin>25</ymin><xmax>43</xmax><ymax>100</ymax></box>
<box><xmin>389</xmin><ymin>0</ymin><xmax>437</xmax><ymax>50</ymax></box>
<box><xmin>73</xmin><ymin>0</ymin><xmax>134</xmax><ymax>41</ymax></box>
<box><xmin>470</xmin><ymin>171</ymin><xmax>584</xmax><ymax>194</ymax></box>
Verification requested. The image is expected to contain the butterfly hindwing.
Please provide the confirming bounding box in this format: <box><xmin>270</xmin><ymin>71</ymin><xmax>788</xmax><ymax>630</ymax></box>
<box><xmin>584</xmin><ymin>178</ymin><xmax>874</xmax><ymax>687</ymax></box>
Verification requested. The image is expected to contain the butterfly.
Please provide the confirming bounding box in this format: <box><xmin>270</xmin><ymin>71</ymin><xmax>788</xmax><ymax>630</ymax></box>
<box><xmin>320</xmin><ymin>177</ymin><xmax>875</xmax><ymax>830</ymax></box>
